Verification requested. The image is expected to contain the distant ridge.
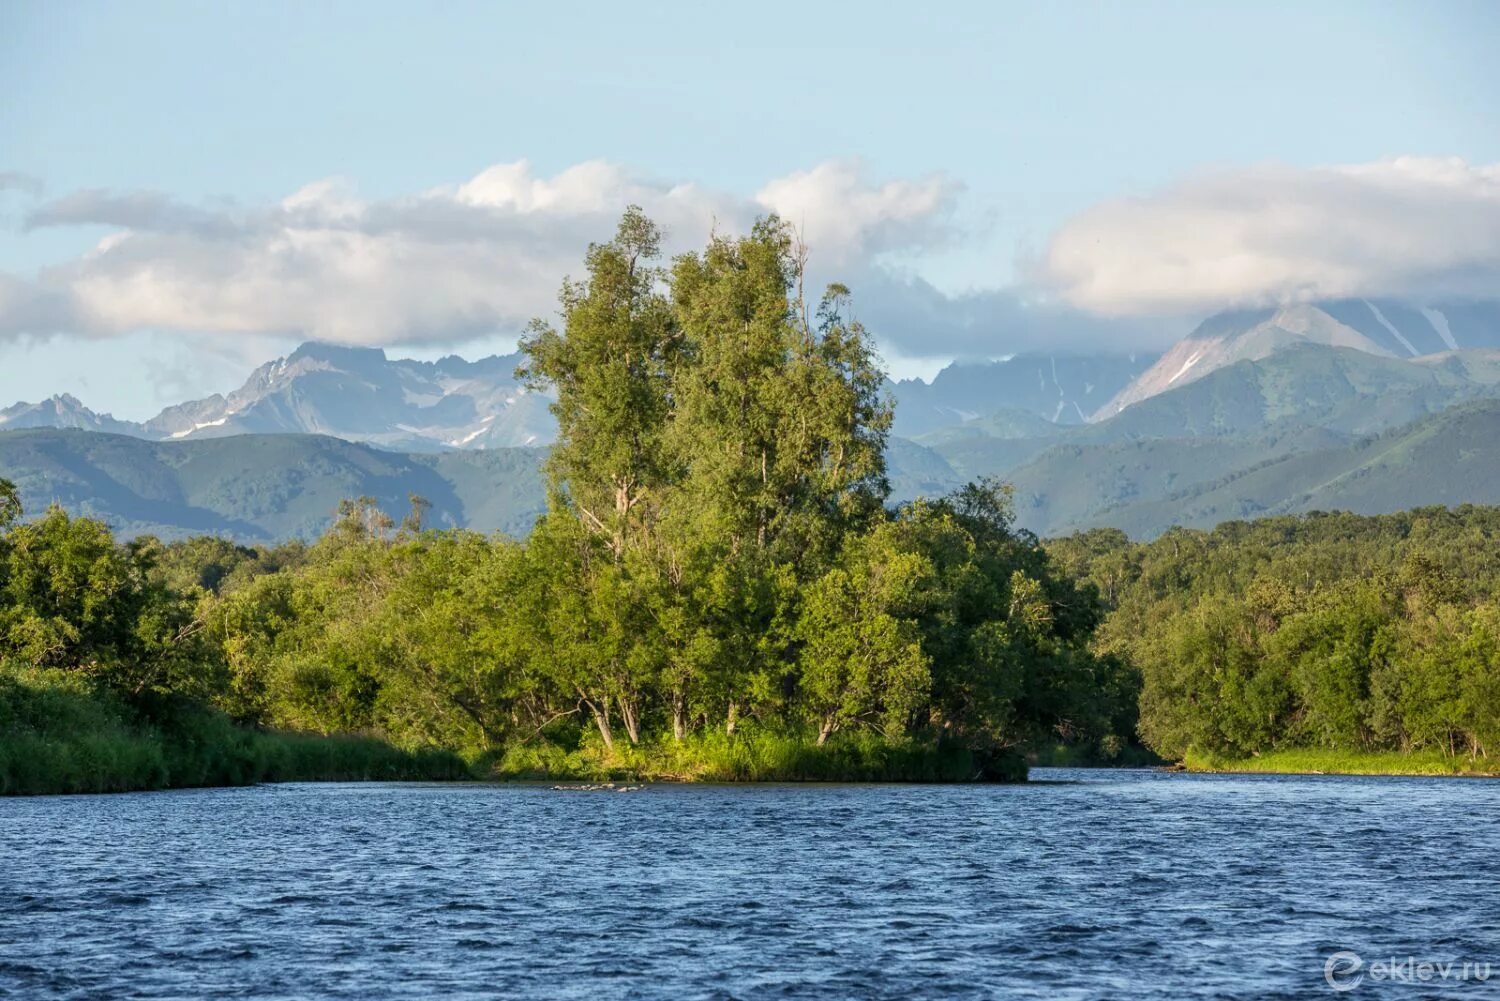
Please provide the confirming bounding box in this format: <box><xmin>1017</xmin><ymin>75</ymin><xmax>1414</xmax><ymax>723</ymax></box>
<box><xmin>889</xmin><ymin>351</ymin><xmax>1156</xmax><ymax>436</ymax></box>
<box><xmin>5</xmin><ymin>298</ymin><xmax>1500</xmax><ymax>542</ymax></box>
<box><xmin>1</xmin><ymin>342</ymin><xmax>556</xmax><ymax>453</ymax></box>
<box><xmin>10</xmin><ymin>393</ymin><xmax>1500</xmax><ymax>543</ymax></box>
<box><xmin>0</xmin><ymin>394</ymin><xmax>142</xmax><ymax>436</ymax></box>
<box><xmin>1097</xmin><ymin>299</ymin><xmax>1500</xmax><ymax>419</ymax></box>
<box><xmin>0</xmin><ymin>428</ymin><xmax>548</xmax><ymax>541</ymax></box>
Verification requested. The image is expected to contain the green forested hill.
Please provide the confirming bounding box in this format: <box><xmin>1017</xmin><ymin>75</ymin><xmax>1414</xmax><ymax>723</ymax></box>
<box><xmin>998</xmin><ymin>399</ymin><xmax>1500</xmax><ymax>537</ymax></box>
<box><xmin>1088</xmin><ymin>399</ymin><xmax>1500</xmax><ymax>536</ymax></box>
<box><xmin>0</xmin><ymin>429</ymin><xmax>547</xmax><ymax>540</ymax></box>
<box><xmin>926</xmin><ymin>344</ymin><xmax>1500</xmax><ymax>460</ymax></box>
<box><xmin>1001</xmin><ymin>429</ymin><xmax>1343</xmax><ymax>534</ymax></box>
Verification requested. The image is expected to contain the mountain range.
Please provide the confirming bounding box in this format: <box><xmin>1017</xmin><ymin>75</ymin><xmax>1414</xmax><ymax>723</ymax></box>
<box><xmin>2</xmin><ymin>342</ymin><xmax>555</xmax><ymax>452</ymax></box>
<box><xmin>4</xmin><ymin>297</ymin><xmax>1499</xmax><ymax>542</ymax></box>
<box><xmin>6</xmin><ymin>342</ymin><xmax>1148</xmax><ymax>449</ymax></box>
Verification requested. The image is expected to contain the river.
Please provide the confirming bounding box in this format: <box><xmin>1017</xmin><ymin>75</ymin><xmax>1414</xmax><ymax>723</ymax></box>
<box><xmin>2</xmin><ymin>768</ymin><xmax>1496</xmax><ymax>999</ymax></box>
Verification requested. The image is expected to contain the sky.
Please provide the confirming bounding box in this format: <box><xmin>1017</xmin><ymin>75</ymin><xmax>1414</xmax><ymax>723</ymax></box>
<box><xmin>1</xmin><ymin>0</ymin><xmax>1498</xmax><ymax>419</ymax></box>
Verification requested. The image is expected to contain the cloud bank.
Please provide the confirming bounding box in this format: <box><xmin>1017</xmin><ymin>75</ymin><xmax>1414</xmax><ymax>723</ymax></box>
<box><xmin>0</xmin><ymin>160</ymin><xmax>964</xmax><ymax>351</ymax></box>
<box><xmin>5</xmin><ymin>155</ymin><xmax>1495</xmax><ymax>367</ymax></box>
<box><xmin>1042</xmin><ymin>157</ymin><xmax>1500</xmax><ymax>315</ymax></box>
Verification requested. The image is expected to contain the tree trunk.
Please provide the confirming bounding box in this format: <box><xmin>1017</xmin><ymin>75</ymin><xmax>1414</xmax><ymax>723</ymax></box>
<box><xmin>816</xmin><ymin>716</ymin><xmax>836</xmax><ymax>747</ymax></box>
<box><xmin>672</xmin><ymin>691</ymin><xmax>687</xmax><ymax>743</ymax></box>
<box><xmin>620</xmin><ymin>697</ymin><xmax>641</xmax><ymax>745</ymax></box>
<box><xmin>579</xmin><ymin>689</ymin><xmax>615</xmax><ymax>751</ymax></box>
<box><xmin>726</xmin><ymin>701</ymin><xmax>739</xmax><ymax>736</ymax></box>
<box><xmin>593</xmin><ymin>708</ymin><xmax>615</xmax><ymax>751</ymax></box>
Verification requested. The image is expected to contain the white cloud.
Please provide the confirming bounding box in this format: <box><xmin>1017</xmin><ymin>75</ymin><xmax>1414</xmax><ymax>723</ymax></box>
<box><xmin>0</xmin><ymin>159</ymin><xmax>959</xmax><ymax>348</ymax></box>
<box><xmin>755</xmin><ymin>161</ymin><xmax>957</xmax><ymax>265</ymax></box>
<box><xmin>1042</xmin><ymin>157</ymin><xmax>1500</xmax><ymax>315</ymax></box>
<box><xmin>38</xmin><ymin>155</ymin><xmax>1489</xmax><ymax>365</ymax></box>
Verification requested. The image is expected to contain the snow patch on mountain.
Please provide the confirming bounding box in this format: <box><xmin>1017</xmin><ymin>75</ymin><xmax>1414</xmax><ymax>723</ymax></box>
<box><xmin>1422</xmin><ymin>307</ymin><xmax>1460</xmax><ymax>351</ymax></box>
<box><xmin>169</xmin><ymin>417</ymin><xmax>229</xmax><ymax>438</ymax></box>
<box><xmin>1167</xmin><ymin>348</ymin><xmax>1205</xmax><ymax>385</ymax></box>
<box><xmin>1363</xmin><ymin>299</ymin><xmax>1419</xmax><ymax>356</ymax></box>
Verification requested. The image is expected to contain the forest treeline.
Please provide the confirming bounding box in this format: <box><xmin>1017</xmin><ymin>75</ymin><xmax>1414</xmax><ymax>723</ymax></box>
<box><xmin>1051</xmin><ymin>508</ymin><xmax>1500</xmax><ymax>763</ymax></box>
<box><xmin>0</xmin><ymin>211</ymin><xmax>1132</xmax><ymax>790</ymax></box>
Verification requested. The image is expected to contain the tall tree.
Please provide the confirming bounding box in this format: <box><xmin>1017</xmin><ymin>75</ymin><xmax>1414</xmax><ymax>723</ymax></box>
<box><xmin>518</xmin><ymin>206</ymin><xmax>680</xmax><ymax>557</ymax></box>
<box><xmin>667</xmin><ymin>220</ymin><xmax>891</xmax><ymax>566</ymax></box>
<box><xmin>663</xmin><ymin>219</ymin><xmax>893</xmax><ymax>730</ymax></box>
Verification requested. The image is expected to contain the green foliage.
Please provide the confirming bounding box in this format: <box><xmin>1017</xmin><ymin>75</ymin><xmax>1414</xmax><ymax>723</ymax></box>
<box><xmin>518</xmin><ymin>206</ymin><xmax>679</xmax><ymax>555</ymax></box>
<box><xmin>485</xmin><ymin>724</ymin><xmax>1022</xmax><ymax>783</ymax></box>
<box><xmin>0</xmin><ymin>505</ymin><xmax>209</xmax><ymax>696</ymax></box>
<box><xmin>499</xmin><ymin>213</ymin><xmax>1111</xmax><ymax>764</ymax></box>
<box><xmin>797</xmin><ymin>521</ymin><xmax>933</xmax><ymax>744</ymax></box>
<box><xmin>1053</xmin><ymin>508</ymin><xmax>1500</xmax><ymax>763</ymax></box>
<box><xmin>0</xmin><ymin>666</ymin><xmax>465</xmax><ymax>795</ymax></box>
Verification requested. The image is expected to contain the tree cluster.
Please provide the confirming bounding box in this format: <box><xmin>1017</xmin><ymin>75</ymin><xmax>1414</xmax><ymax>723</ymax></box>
<box><xmin>0</xmin><ymin>213</ymin><xmax>1126</xmax><ymax>774</ymax></box>
<box><xmin>1052</xmin><ymin>508</ymin><xmax>1500</xmax><ymax>761</ymax></box>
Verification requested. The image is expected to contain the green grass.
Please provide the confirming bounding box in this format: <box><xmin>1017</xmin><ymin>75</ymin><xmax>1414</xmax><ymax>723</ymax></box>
<box><xmin>0</xmin><ymin>668</ymin><xmax>468</xmax><ymax>796</ymax></box>
<box><xmin>486</xmin><ymin>727</ymin><xmax>1027</xmax><ymax>783</ymax></box>
<box><xmin>1182</xmin><ymin>747</ymin><xmax>1499</xmax><ymax>777</ymax></box>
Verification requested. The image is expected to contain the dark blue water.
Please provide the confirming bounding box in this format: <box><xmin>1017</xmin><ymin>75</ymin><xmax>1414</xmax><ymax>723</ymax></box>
<box><xmin>2</xmin><ymin>768</ymin><xmax>1497</xmax><ymax>999</ymax></box>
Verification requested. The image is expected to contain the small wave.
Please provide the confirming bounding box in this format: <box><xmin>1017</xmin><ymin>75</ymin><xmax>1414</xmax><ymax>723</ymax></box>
<box><xmin>455</xmin><ymin>938</ymin><xmax>499</xmax><ymax>950</ymax></box>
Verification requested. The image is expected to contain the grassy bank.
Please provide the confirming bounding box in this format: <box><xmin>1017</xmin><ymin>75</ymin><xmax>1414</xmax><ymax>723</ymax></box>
<box><xmin>1182</xmin><ymin>747</ymin><xmax>1500</xmax><ymax>778</ymax></box>
<box><xmin>485</xmin><ymin>729</ymin><xmax>1028</xmax><ymax>783</ymax></box>
<box><xmin>2</xmin><ymin>669</ymin><xmax>1028</xmax><ymax>794</ymax></box>
<box><xmin>0</xmin><ymin>669</ymin><xmax>468</xmax><ymax>796</ymax></box>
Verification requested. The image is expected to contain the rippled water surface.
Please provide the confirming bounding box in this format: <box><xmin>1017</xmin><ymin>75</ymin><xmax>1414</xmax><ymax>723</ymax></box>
<box><xmin>3</xmin><ymin>769</ymin><xmax>1498</xmax><ymax>999</ymax></box>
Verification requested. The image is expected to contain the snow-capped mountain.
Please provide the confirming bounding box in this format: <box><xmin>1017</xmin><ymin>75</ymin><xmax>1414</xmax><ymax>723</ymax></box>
<box><xmin>1096</xmin><ymin>300</ymin><xmax>1500</xmax><ymax>420</ymax></box>
<box><xmin>11</xmin><ymin>299</ymin><xmax>1498</xmax><ymax>453</ymax></box>
<box><xmin>140</xmin><ymin>342</ymin><xmax>555</xmax><ymax>451</ymax></box>
<box><xmin>1</xmin><ymin>343</ymin><xmax>557</xmax><ymax>452</ymax></box>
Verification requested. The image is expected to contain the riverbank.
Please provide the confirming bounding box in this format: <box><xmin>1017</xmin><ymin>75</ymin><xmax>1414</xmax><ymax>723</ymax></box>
<box><xmin>1182</xmin><ymin>748</ymin><xmax>1499</xmax><ymax>778</ymax></box>
<box><xmin>0</xmin><ymin>669</ymin><xmax>466</xmax><ymax>796</ymax></box>
<box><xmin>483</xmin><ymin>731</ymin><xmax>1028</xmax><ymax>784</ymax></box>
<box><xmin>5</xmin><ymin>724</ymin><xmax>1028</xmax><ymax>795</ymax></box>
<box><xmin>3</xmin><ymin>668</ymin><xmax>1029</xmax><ymax>794</ymax></box>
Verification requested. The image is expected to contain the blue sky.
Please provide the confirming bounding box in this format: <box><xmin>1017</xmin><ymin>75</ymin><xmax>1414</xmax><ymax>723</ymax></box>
<box><xmin>2</xmin><ymin>0</ymin><xmax>1498</xmax><ymax>418</ymax></box>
